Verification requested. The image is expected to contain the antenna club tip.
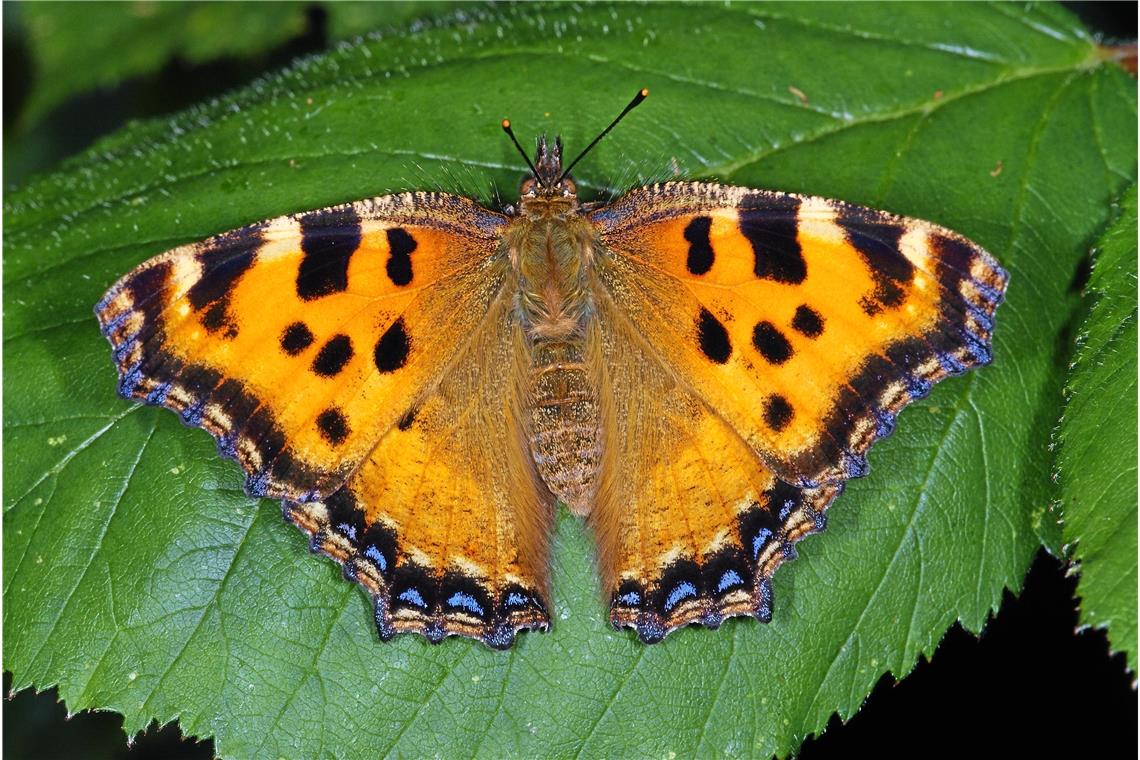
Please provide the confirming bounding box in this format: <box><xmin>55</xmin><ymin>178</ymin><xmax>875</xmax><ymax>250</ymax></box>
<box><xmin>639</xmin><ymin>87</ymin><xmax>649</xmax><ymax>97</ymax></box>
<box><xmin>501</xmin><ymin>119</ymin><xmax>511</xmax><ymax>129</ymax></box>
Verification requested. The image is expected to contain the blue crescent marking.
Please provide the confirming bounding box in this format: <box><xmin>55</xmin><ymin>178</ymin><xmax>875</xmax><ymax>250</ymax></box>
<box><xmin>364</xmin><ymin>545</ymin><xmax>386</xmax><ymax>571</ymax></box>
<box><xmin>397</xmin><ymin>588</ymin><xmax>427</xmax><ymax>608</ymax></box>
<box><xmin>752</xmin><ymin>527</ymin><xmax>773</xmax><ymax>559</ymax></box>
<box><xmin>446</xmin><ymin>591</ymin><xmax>485</xmax><ymax>617</ymax></box>
<box><xmin>664</xmin><ymin>581</ymin><xmax>698</xmax><ymax>612</ymax></box>
<box><xmin>717</xmin><ymin>569</ymin><xmax>743</xmax><ymax>593</ymax></box>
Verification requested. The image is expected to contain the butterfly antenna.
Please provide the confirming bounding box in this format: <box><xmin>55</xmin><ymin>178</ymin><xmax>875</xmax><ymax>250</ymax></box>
<box><xmin>501</xmin><ymin>119</ymin><xmax>542</xmax><ymax>182</ymax></box>
<box><xmin>559</xmin><ymin>88</ymin><xmax>649</xmax><ymax>183</ymax></box>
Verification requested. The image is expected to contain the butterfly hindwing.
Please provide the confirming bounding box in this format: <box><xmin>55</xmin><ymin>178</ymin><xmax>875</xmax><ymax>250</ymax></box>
<box><xmin>285</xmin><ymin>296</ymin><xmax>553</xmax><ymax>648</ymax></box>
<box><xmin>592</xmin><ymin>182</ymin><xmax>1007</xmax><ymax>489</ymax></box>
<box><xmin>591</xmin><ymin>299</ymin><xmax>838</xmax><ymax>642</ymax></box>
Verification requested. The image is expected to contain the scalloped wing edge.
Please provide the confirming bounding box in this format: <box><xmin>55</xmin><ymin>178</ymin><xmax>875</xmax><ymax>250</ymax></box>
<box><xmin>94</xmin><ymin>237</ymin><xmax>354</xmax><ymax>502</ymax></box>
<box><xmin>609</xmin><ymin>482</ymin><xmax>841</xmax><ymax>643</ymax></box>
<box><xmin>283</xmin><ymin>492</ymin><xmax>550</xmax><ymax>650</ymax></box>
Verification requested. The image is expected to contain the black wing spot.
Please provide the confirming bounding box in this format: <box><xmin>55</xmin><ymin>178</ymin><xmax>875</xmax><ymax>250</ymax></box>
<box><xmin>201</xmin><ymin>301</ymin><xmax>237</xmax><ymax>338</ymax></box>
<box><xmin>375</xmin><ymin>318</ymin><xmax>410</xmax><ymax>372</ymax></box>
<box><xmin>316</xmin><ymin>407</ymin><xmax>350</xmax><ymax>446</ymax></box>
<box><xmin>186</xmin><ymin>224</ymin><xmax>263</xmax><ymax>339</ymax></box>
<box><xmin>791</xmin><ymin>304</ymin><xmax>824</xmax><ymax>338</ymax></box>
<box><xmin>186</xmin><ymin>225</ymin><xmax>263</xmax><ymax>310</ymax></box>
<box><xmin>386</xmin><ymin>227</ymin><xmax>417</xmax><ymax>287</ymax></box>
<box><xmin>739</xmin><ymin>195</ymin><xmax>806</xmax><ymax>284</ymax></box>
<box><xmin>752</xmin><ymin>321</ymin><xmax>793</xmax><ymax>365</ymax></box>
<box><xmin>837</xmin><ymin>207</ymin><xmax>912</xmax><ymax>315</ymax></box>
<box><xmin>683</xmin><ymin>216</ymin><xmax>714</xmax><ymax>275</ymax></box>
<box><xmin>312</xmin><ymin>334</ymin><xmax>354</xmax><ymax>377</ymax></box>
<box><xmin>281</xmin><ymin>322</ymin><xmax>315</xmax><ymax>355</ymax></box>
<box><xmin>697</xmin><ymin>308</ymin><xmax>732</xmax><ymax>364</ymax></box>
<box><xmin>764</xmin><ymin>395</ymin><xmax>794</xmax><ymax>432</ymax></box>
<box><xmin>297</xmin><ymin>208</ymin><xmax>363</xmax><ymax>300</ymax></box>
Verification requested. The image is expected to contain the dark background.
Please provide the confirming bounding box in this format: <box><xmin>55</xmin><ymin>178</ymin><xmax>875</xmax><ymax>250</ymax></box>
<box><xmin>4</xmin><ymin>3</ymin><xmax>1136</xmax><ymax>758</ymax></box>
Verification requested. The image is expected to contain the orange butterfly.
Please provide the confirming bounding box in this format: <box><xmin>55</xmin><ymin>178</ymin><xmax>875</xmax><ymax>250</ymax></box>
<box><xmin>95</xmin><ymin>90</ymin><xmax>1007</xmax><ymax>648</ymax></box>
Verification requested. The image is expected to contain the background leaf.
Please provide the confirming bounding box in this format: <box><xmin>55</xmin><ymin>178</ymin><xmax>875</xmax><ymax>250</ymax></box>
<box><xmin>11</xmin><ymin>0</ymin><xmax>467</xmax><ymax>129</ymax></box>
<box><xmin>1058</xmin><ymin>185</ymin><xmax>1138</xmax><ymax>674</ymax></box>
<box><xmin>14</xmin><ymin>1</ymin><xmax>311</xmax><ymax>127</ymax></box>
<box><xmin>4</xmin><ymin>3</ymin><xmax>1136</xmax><ymax>758</ymax></box>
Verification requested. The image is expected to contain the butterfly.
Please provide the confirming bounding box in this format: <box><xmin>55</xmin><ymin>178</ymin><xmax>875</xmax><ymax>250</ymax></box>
<box><xmin>95</xmin><ymin>89</ymin><xmax>1007</xmax><ymax>649</ymax></box>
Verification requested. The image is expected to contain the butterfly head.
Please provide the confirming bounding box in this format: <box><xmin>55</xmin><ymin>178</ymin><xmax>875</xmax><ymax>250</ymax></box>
<box><xmin>500</xmin><ymin>128</ymin><xmax>578</xmax><ymax>204</ymax></box>
<box><xmin>521</xmin><ymin>136</ymin><xmax>577</xmax><ymax>199</ymax></box>
<box><xmin>500</xmin><ymin>88</ymin><xmax>649</xmax><ymax>210</ymax></box>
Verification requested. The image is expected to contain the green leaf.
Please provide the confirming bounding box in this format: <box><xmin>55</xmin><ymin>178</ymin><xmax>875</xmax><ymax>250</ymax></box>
<box><xmin>1058</xmin><ymin>185</ymin><xmax>1138</xmax><ymax>674</ymax></box>
<box><xmin>15</xmin><ymin>1</ymin><xmax>308</xmax><ymax>127</ymax></box>
<box><xmin>325</xmin><ymin>1</ymin><xmax>476</xmax><ymax>42</ymax></box>
<box><xmin>4</xmin><ymin>3</ymin><xmax>1135</xmax><ymax>757</ymax></box>
<box><xmin>12</xmin><ymin>0</ymin><xmax>468</xmax><ymax>128</ymax></box>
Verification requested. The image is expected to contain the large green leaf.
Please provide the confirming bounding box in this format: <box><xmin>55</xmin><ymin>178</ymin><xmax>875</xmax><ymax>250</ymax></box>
<box><xmin>4</xmin><ymin>3</ymin><xmax>1135</xmax><ymax>757</ymax></box>
<box><xmin>1058</xmin><ymin>185</ymin><xmax>1138</xmax><ymax>674</ymax></box>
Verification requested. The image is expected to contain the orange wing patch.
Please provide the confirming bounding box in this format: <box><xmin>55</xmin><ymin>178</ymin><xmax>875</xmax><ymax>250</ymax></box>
<box><xmin>96</xmin><ymin>193</ymin><xmax>509</xmax><ymax>501</ymax></box>
<box><xmin>593</xmin><ymin>182</ymin><xmax>1006</xmax><ymax>488</ymax></box>
<box><xmin>592</xmin><ymin>301</ymin><xmax>838</xmax><ymax>642</ymax></box>
<box><xmin>284</xmin><ymin>299</ymin><xmax>552</xmax><ymax>648</ymax></box>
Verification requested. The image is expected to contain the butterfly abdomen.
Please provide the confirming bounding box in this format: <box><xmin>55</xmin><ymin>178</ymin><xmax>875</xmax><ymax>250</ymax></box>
<box><xmin>509</xmin><ymin>215</ymin><xmax>604</xmax><ymax>516</ymax></box>
<box><xmin>526</xmin><ymin>340</ymin><xmax>601</xmax><ymax>517</ymax></box>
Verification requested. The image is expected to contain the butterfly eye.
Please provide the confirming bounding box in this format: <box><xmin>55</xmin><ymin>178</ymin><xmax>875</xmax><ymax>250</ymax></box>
<box><xmin>561</xmin><ymin>177</ymin><xmax>577</xmax><ymax>196</ymax></box>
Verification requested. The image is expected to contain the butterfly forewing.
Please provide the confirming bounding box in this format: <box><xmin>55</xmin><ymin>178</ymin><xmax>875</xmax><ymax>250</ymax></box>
<box><xmin>591</xmin><ymin>182</ymin><xmax>1007</xmax><ymax>489</ymax></box>
<box><xmin>96</xmin><ymin>193</ymin><xmax>509</xmax><ymax>500</ymax></box>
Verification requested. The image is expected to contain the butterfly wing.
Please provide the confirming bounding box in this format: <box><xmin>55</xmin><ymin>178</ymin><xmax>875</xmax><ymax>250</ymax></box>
<box><xmin>591</xmin><ymin>182</ymin><xmax>1007</xmax><ymax>489</ymax></box>
<box><xmin>589</xmin><ymin>182</ymin><xmax>1006</xmax><ymax>639</ymax></box>
<box><xmin>284</xmin><ymin>296</ymin><xmax>553</xmax><ymax>648</ymax></box>
<box><xmin>96</xmin><ymin>193</ymin><xmax>509</xmax><ymax>500</ymax></box>
<box><xmin>97</xmin><ymin>193</ymin><xmax>553</xmax><ymax>647</ymax></box>
<box><xmin>590</xmin><ymin>301</ymin><xmax>838</xmax><ymax>642</ymax></box>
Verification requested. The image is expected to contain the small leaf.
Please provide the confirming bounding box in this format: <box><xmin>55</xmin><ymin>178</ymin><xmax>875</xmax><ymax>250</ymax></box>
<box><xmin>15</xmin><ymin>2</ymin><xmax>309</xmax><ymax>127</ymax></box>
<box><xmin>1058</xmin><ymin>185</ymin><xmax>1138</xmax><ymax>674</ymax></box>
<box><xmin>13</xmin><ymin>1</ymin><xmax>469</xmax><ymax>128</ymax></box>
<box><xmin>4</xmin><ymin>3</ymin><xmax>1136</xmax><ymax>758</ymax></box>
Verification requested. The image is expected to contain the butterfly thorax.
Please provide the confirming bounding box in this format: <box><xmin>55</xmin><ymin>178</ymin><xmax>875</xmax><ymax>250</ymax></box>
<box><xmin>511</xmin><ymin>136</ymin><xmax>594</xmax><ymax>338</ymax></box>
<box><xmin>508</xmin><ymin>139</ymin><xmax>603</xmax><ymax>516</ymax></box>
